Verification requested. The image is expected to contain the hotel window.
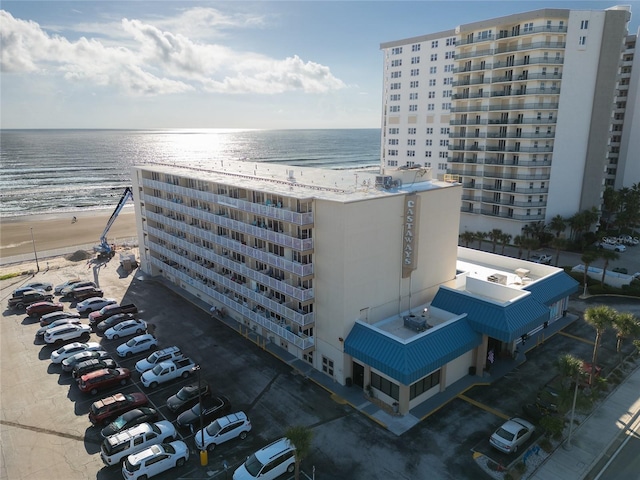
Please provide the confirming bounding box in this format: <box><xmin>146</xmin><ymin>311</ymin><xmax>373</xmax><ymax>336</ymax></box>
<box><xmin>322</xmin><ymin>356</ymin><xmax>334</xmax><ymax>376</ymax></box>
<box><xmin>439</xmin><ymin>139</ymin><xmax>449</xmax><ymax>146</ymax></box>
<box><xmin>429</xmin><ymin>79</ymin><xmax>436</xmax><ymax>86</ymax></box>
<box><xmin>430</xmin><ymin>54</ymin><xmax>438</xmax><ymax>61</ymax></box>
<box><xmin>425</xmin><ymin>139</ymin><xmax>432</xmax><ymax>146</ymax></box>
<box><xmin>444</xmin><ymin>64</ymin><xmax>453</xmax><ymax>72</ymax></box>
<box><xmin>388</xmin><ymin>149</ymin><xmax>398</xmax><ymax>156</ymax></box>
<box><xmin>443</xmin><ymin>90</ymin><xmax>451</xmax><ymax>97</ymax></box>
<box><xmin>392</xmin><ymin>47</ymin><xmax>403</xmax><ymax>54</ymax></box>
<box><xmin>438</xmin><ymin>163</ymin><xmax>447</xmax><ymax>170</ymax></box>
<box><xmin>390</xmin><ymin>94</ymin><xmax>400</xmax><ymax>101</ymax></box>
<box><xmin>408</xmin><ymin>128</ymin><xmax>416</xmax><ymax>134</ymax></box>
<box><xmin>546</xmin><ymin>20</ymin><xmax>552</xmax><ymax>30</ymax></box>
<box><xmin>523</xmin><ymin>22</ymin><xmax>533</xmax><ymax>32</ymax></box>
<box><xmin>443</xmin><ymin>77</ymin><xmax>452</xmax><ymax>85</ymax></box>
<box><xmin>440</xmin><ymin>127</ymin><xmax>450</xmax><ymax>134</ymax></box>
<box><xmin>390</xmin><ymin>82</ymin><xmax>401</xmax><ymax>90</ymax></box>
<box><xmin>409</xmin><ymin>105</ymin><xmax>417</xmax><ymax>112</ymax></box>
<box><xmin>390</xmin><ymin>105</ymin><xmax>400</xmax><ymax>112</ymax></box>
<box><xmin>430</xmin><ymin>66</ymin><xmax>437</xmax><ymax>74</ymax></box>
<box><xmin>370</xmin><ymin>372</ymin><xmax>399</xmax><ymax>400</ymax></box>
<box><xmin>408</xmin><ymin>139</ymin><xmax>416</xmax><ymax>146</ymax></box>
<box><xmin>410</xmin><ymin>69</ymin><xmax>419</xmax><ymax>76</ymax></box>
<box><xmin>407</xmin><ymin>150</ymin><xmax>415</xmax><ymax>157</ymax></box>
<box><xmin>439</xmin><ymin>151</ymin><xmax>448</xmax><ymax>158</ymax></box>
<box><xmin>425</xmin><ymin>162</ymin><xmax>432</xmax><ymax>168</ymax></box>
<box><xmin>446</xmin><ymin>37</ymin><xmax>455</xmax><ymax>46</ymax></box>
<box><xmin>431</xmin><ymin>40</ymin><xmax>438</xmax><ymax>48</ymax></box>
<box><xmin>426</xmin><ymin>128</ymin><xmax>433</xmax><ymax>134</ymax></box>
<box><xmin>411</xmin><ymin>56</ymin><xmax>420</xmax><ymax>64</ymax></box>
<box><xmin>428</xmin><ymin>91</ymin><xmax>435</xmax><ymax>98</ymax></box>
<box><xmin>389</xmin><ymin>127</ymin><xmax>399</xmax><ymax>134</ymax></box>
<box><xmin>409</xmin><ymin>92</ymin><xmax>418</xmax><ymax>100</ymax></box>
<box><xmin>388</xmin><ymin>139</ymin><xmax>398</xmax><ymax>145</ymax></box>
<box><xmin>442</xmin><ymin>102</ymin><xmax>451</xmax><ymax>110</ymax></box>
<box><xmin>559</xmin><ymin>21</ymin><xmax>564</xmax><ymax>30</ymax></box>
<box><xmin>412</xmin><ymin>44</ymin><xmax>421</xmax><ymax>52</ymax></box>
<box><xmin>579</xmin><ymin>36</ymin><xmax>586</xmax><ymax>46</ymax></box>
<box><xmin>580</xmin><ymin>20</ymin><xmax>589</xmax><ymax>29</ymax></box>
<box><xmin>425</xmin><ymin>151</ymin><xmax>432</xmax><ymax>157</ymax></box>
<box><xmin>391</xmin><ymin>59</ymin><xmax>402</xmax><ymax>67</ymax></box>
<box><xmin>410</xmin><ymin>80</ymin><xmax>419</xmax><ymax>88</ymax></box>
<box><xmin>445</xmin><ymin>51</ymin><xmax>454</xmax><ymax>59</ymax></box>
<box><xmin>409</xmin><ymin>370</ymin><xmax>440</xmax><ymax>400</ymax></box>
<box><xmin>428</xmin><ymin>104</ymin><xmax>435</xmax><ymax>110</ymax></box>
<box><xmin>391</xmin><ymin>71</ymin><xmax>401</xmax><ymax>78</ymax></box>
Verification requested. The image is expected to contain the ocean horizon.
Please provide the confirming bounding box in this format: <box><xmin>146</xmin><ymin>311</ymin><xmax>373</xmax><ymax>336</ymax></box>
<box><xmin>0</xmin><ymin>128</ymin><xmax>381</xmax><ymax>218</ymax></box>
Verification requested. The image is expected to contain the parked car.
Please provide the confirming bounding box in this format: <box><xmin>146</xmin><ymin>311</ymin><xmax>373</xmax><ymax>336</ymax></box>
<box><xmin>26</xmin><ymin>301</ymin><xmax>64</xmax><ymax>318</ymax></box>
<box><xmin>21</xmin><ymin>281</ymin><xmax>53</xmax><ymax>292</ymax></box>
<box><xmin>61</xmin><ymin>350</ymin><xmax>110</xmax><ymax>372</ymax></box>
<box><xmin>73</xmin><ymin>358</ymin><xmax>118</xmax><ymax>379</ymax></box>
<box><xmin>489</xmin><ymin>417</ymin><xmax>535</xmax><ymax>454</ymax></box>
<box><xmin>8</xmin><ymin>290</ymin><xmax>54</xmax><ymax>310</ymax></box>
<box><xmin>40</xmin><ymin>310</ymin><xmax>81</xmax><ymax>326</ymax></box>
<box><xmin>116</xmin><ymin>334</ymin><xmax>158</xmax><ymax>358</ymax></box>
<box><xmin>166</xmin><ymin>382</ymin><xmax>211</xmax><ymax>414</ymax></box>
<box><xmin>76</xmin><ymin>297</ymin><xmax>117</xmax><ymax>314</ymax></box>
<box><xmin>50</xmin><ymin>342</ymin><xmax>102</xmax><ymax>363</ymax></box>
<box><xmin>194</xmin><ymin>411</ymin><xmax>251</xmax><ymax>452</ymax></box>
<box><xmin>54</xmin><ymin>279</ymin><xmax>83</xmax><ymax>295</ymax></box>
<box><xmin>121</xmin><ymin>441</ymin><xmax>189</xmax><ymax>480</ymax></box>
<box><xmin>95</xmin><ymin>313</ymin><xmax>136</xmax><ymax>333</ymax></box>
<box><xmin>89</xmin><ymin>303</ymin><xmax>138</xmax><ymax>327</ymax></box>
<box><xmin>598</xmin><ymin>242</ymin><xmax>627</xmax><ymax>252</ymax></box>
<box><xmin>612</xmin><ymin>267</ymin><xmax>629</xmax><ymax>274</ymax></box>
<box><xmin>101</xmin><ymin>420</ymin><xmax>176</xmax><ymax>466</ymax></box>
<box><xmin>36</xmin><ymin>318</ymin><xmax>83</xmax><ymax>339</ymax></box>
<box><xmin>528</xmin><ymin>253</ymin><xmax>552</xmax><ymax>265</ymax></box>
<box><xmin>44</xmin><ymin>323</ymin><xmax>92</xmax><ymax>345</ymax></box>
<box><xmin>100</xmin><ymin>407</ymin><xmax>160</xmax><ymax>438</ymax></box>
<box><xmin>79</xmin><ymin>368</ymin><xmax>132</xmax><ymax>395</ymax></box>
<box><xmin>135</xmin><ymin>346</ymin><xmax>183</xmax><ymax>374</ymax></box>
<box><xmin>233</xmin><ymin>437</ymin><xmax>296</xmax><ymax>480</ymax></box>
<box><xmin>72</xmin><ymin>287</ymin><xmax>105</xmax><ymax>302</ymax></box>
<box><xmin>88</xmin><ymin>392</ymin><xmax>148</xmax><ymax>426</ymax></box>
<box><xmin>104</xmin><ymin>319</ymin><xmax>147</xmax><ymax>340</ymax></box>
<box><xmin>176</xmin><ymin>395</ymin><xmax>231</xmax><ymax>432</ymax></box>
<box><xmin>61</xmin><ymin>281</ymin><xmax>97</xmax><ymax>297</ymax></box>
<box><xmin>12</xmin><ymin>286</ymin><xmax>46</xmax><ymax>298</ymax></box>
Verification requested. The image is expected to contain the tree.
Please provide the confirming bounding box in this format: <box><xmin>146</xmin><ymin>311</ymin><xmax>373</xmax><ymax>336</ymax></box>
<box><xmin>580</xmin><ymin>250</ymin><xmax>599</xmax><ymax>296</ymax></box>
<box><xmin>460</xmin><ymin>231</ymin><xmax>475</xmax><ymax>248</ymax></box>
<box><xmin>548</xmin><ymin>214</ymin><xmax>566</xmax><ymax>238</ymax></box>
<box><xmin>475</xmin><ymin>231</ymin><xmax>487</xmax><ymax>250</ymax></box>
<box><xmin>285</xmin><ymin>425</ymin><xmax>313</xmax><ymax>480</ymax></box>
<box><xmin>598</xmin><ymin>249</ymin><xmax>619</xmax><ymax>287</ymax></box>
<box><xmin>550</xmin><ymin>237</ymin><xmax>567</xmax><ymax>267</ymax></box>
<box><xmin>523</xmin><ymin>237</ymin><xmax>540</xmax><ymax>260</ymax></box>
<box><xmin>513</xmin><ymin>235</ymin><xmax>525</xmax><ymax>259</ymax></box>
<box><xmin>584</xmin><ymin>305</ymin><xmax>616</xmax><ymax>385</ymax></box>
<box><xmin>611</xmin><ymin>312</ymin><xmax>640</xmax><ymax>354</ymax></box>
<box><xmin>500</xmin><ymin>232</ymin><xmax>512</xmax><ymax>255</ymax></box>
<box><xmin>555</xmin><ymin>353</ymin><xmax>587</xmax><ymax>449</ymax></box>
<box><xmin>488</xmin><ymin>228</ymin><xmax>503</xmax><ymax>253</ymax></box>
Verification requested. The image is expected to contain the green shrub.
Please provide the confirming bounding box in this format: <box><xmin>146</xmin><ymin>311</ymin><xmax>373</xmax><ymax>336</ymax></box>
<box><xmin>515</xmin><ymin>462</ymin><xmax>526</xmax><ymax>473</ymax></box>
<box><xmin>539</xmin><ymin>437</ymin><xmax>553</xmax><ymax>452</ymax></box>
<box><xmin>504</xmin><ymin>473</ymin><xmax>514</xmax><ymax>480</ymax></box>
<box><xmin>540</xmin><ymin>415</ymin><xmax>564</xmax><ymax>438</ymax></box>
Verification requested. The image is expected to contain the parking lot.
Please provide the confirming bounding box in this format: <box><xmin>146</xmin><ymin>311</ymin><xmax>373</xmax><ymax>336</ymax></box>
<box><xmin>2</xmin><ymin>249</ymin><xmax>640</xmax><ymax>480</ymax></box>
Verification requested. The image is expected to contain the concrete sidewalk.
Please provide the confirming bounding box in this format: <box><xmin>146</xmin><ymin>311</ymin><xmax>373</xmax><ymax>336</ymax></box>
<box><xmin>530</xmin><ymin>363</ymin><xmax>640</xmax><ymax>480</ymax></box>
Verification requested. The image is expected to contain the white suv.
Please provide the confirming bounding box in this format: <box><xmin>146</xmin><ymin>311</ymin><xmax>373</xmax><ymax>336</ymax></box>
<box><xmin>121</xmin><ymin>441</ymin><xmax>189</xmax><ymax>480</ymax></box>
<box><xmin>194</xmin><ymin>411</ymin><xmax>251</xmax><ymax>452</ymax></box>
<box><xmin>44</xmin><ymin>323</ymin><xmax>92</xmax><ymax>345</ymax></box>
<box><xmin>135</xmin><ymin>346</ymin><xmax>183</xmax><ymax>374</ymax></box>
<box><xmin>233</xmin><ymin>437</ymin><xmax>295</xmax><ymax>480</ymax></box>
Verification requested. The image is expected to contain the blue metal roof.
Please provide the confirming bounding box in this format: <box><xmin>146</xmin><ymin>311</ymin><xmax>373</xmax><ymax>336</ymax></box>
<box><xmin>524</xmin><ymin>271</ymin><xmax>579</xmax><ymax>305</ymax></box>
<box><xmin>431</xmin><ymin>287</ymin><xmax>549</xmax><ymax>342</ymax></box>
<box><xmin>344</xmin><ymin>319</ymin><xmax>482</xmax><ymax>385</ymax></box>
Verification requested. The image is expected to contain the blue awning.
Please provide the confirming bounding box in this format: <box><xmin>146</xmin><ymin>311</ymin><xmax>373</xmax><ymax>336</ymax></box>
<box><xmin>524</xmin><ymin>271</ymin><xmax>579</xmax><ymax>305</ymax></box>
<box><xmin>431</xmin><ymin>287</ymin><xmax>549</xmax><ymax>342</ymax></box>
<box><xmin>344</xmin><ymin>319</ymin><xmax>482</xmax><ymax>385</ymax></box>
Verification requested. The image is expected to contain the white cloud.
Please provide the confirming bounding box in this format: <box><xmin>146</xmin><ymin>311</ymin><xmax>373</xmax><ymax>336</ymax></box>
<box><xmin>0</xmin><ymin>9</ymin><xmax>345</xmax><ymax>96</ymax></box>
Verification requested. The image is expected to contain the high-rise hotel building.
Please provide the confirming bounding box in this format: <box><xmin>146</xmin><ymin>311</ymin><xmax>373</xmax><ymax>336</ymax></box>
<box><xmin>380</xmin><ymin>6</ymin><xmax>638</xmax><ymax>237</ymax></box>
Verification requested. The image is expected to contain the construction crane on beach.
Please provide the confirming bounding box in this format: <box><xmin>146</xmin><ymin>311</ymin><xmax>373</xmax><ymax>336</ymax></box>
<box><xmin>94</xmin><ymin>187</ymin><xmax>133</xmax><ymax>260</ymax></box>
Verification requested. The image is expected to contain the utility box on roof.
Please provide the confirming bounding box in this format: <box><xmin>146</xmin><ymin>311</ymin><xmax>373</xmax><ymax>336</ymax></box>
<box><xmin>120</xmin><ymin>252</ymin><xmax>138</xmax><ymax>272</ymax></box>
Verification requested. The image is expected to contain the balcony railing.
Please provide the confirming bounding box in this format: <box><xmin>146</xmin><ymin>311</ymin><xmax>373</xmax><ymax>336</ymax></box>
<box><xmin>455</xmin><ymin>41</ymin><xmax>566</xmax><ymax>60</ymax></box>
<box><xmin>450</xmin><ymin>103</ymin><xmax>559</xmax><ymax>113</ymax></box>
<box><xmin>456</xmin><ymin>25</ymin><xmax>567</xmax><ymax>46</ymax></box>
<box><xmin>149</xmin><ymin>258</ymin><xmax>314</xmax><ymax>350</ymax></box>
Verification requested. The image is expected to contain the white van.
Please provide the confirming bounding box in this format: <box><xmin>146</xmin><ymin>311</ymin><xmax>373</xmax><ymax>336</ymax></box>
<box><xmin>100</xmin><ymin>421</ymin><xmax>176</xmax><ymax>466</ymax></box>
<box><xmin>233</xmin><ymin>437</ymin><xmax>296</xmax><ymax>480</ymax></box>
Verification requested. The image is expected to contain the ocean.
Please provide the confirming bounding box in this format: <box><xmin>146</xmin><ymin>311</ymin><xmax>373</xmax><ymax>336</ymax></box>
<box><xmin>0</xmin><ymin>129</ymin><xmax>381</xmax><ymax>217</ymax></box>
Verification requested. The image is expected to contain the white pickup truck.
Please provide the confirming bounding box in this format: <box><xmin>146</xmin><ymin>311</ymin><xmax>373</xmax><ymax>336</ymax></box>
<box><xmin>140</xmin><ymin>357</ymin><xmax>196</xmax><ymax>388</ymax></box>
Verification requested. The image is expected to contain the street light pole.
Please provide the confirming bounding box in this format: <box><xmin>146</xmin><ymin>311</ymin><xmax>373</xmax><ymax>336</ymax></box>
<box><xmin>196</xmin><ymin>365</ymin><xmax>208</xmax><ymax>466</ymax></box>
<box><xmin>564</xmin><ymin>373</ymin><xmax>579</xmax><ymax>450</ymax></box>
<box><xmin>30</xmin><ymin>227</ymin><xmax>40</xmax><ymax>273</ymax></box>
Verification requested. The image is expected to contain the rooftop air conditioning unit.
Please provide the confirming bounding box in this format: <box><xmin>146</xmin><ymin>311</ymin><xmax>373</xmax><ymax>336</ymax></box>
<box><xmin>487</xmin><ymin>273</ymin><xmax>508</xmax><ymax>285</ymax></box>
<box><xmin>375</xmin><ymin>176</ymin><xmax>393</xmax><ymax>189</ymax></box>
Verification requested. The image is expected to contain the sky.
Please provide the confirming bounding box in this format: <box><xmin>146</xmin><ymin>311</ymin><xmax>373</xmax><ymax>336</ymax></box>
<box><xmin>1</xmin><ymin>1</ymin><xmax>639</xmax><ymax>129</ymax></box>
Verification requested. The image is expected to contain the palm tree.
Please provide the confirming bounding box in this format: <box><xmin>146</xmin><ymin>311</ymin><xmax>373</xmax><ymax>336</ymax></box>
<box><xmin>460</xmin><ymin>231</ymin><xmax>475</xmax><ymax>248</ymax></box>
<box><xmin>523</xmin><ymin>237</ymin><xmax>540</xmax><ymax>260</ymax></box>
<box><xmin>285</xmin><ymin>425</ymin><xmax>313</xmax><ymax>480</ymax></box>
<box><xmin>555</xmin><ymin>353</ymin><xmax>587</xmax><ymax>448</ymax></box>
<box><xmin>499</xmin><ymin>232</ymin><xmax>512</xmax><ymax>255</ymax></box>
<box><xmin>598</xmin><ymin>249</ymin><xmax>619</xmax><ymax>287</ymax></box>
<box><xmin>584</xmin><ymin>305</ymin><xmax>616</xmax><ymax>385</ymax></box>
<box><xmin>548</xmin><ymin>214</ymin><xmax>566</xmax><ymax>238</ymax></box>
<box><xmin>580</xmin><ymin>250</ymin><xmax>599</xmax><ymax>296</ymax></box>
<box><xmin>488</xmin><ymin>228</ymin><xmax>503</xmax><ymax>253</ymax></box>
<box><xmin>513</xmin><ymin>235</ymin><xmax>525</xmax><ymax>259</ymax></box>
<box><xmin>550</xmin><ymin>237</ymin><xmax>567</xmax><ymax>267</ymax></box>
<box><xmin>475</xmin><ymin>231</ymin><xmax>487</xmax><ymax>250</ymax></box>
<box><xmin>612</xmin><ymin>312</ymin><xmax>640</xmax><ymax>354</ymax></box>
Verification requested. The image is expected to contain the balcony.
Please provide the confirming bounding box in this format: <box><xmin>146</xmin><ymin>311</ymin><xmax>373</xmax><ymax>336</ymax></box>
<box><xmin>456</xmin><ymin>25</ymin><xmax>567</xmax><ymax>46</ymax></box>
<box><xmin>482</xmin><ymin>171</ymin><xmax>551</xmax><ymax>181</ymax></box>
<box><xmin>149</xmin><ymin>257</ymin><xmax>314</xmax><ymax>351</ymax></box>
<box><xmin>455</xmin><ymin>41</ymin><xmax>566</xmax><ymax>60</ymax></box>
<box><xmin>490</xmin><ymin>87</ymin><xmax>560</xmax><ymax>97</ymax></box>
<box><xmin>481</xmin><ymin>197</ymin><xmax>546</xmax><ymax>207</ymax></box>
<box><xmin>491</xmin><ymin>72</ymin><xmax>562</xmax><ymax>83</ymax></box>
<box><xmin>481</xmin><ymin>185</ymin><xmax>548</xmax><ymax>194</ymax></box>
<box><xmin>479</xmin><ymin>209</ymin><xmax>545</xmax><ymax>221</ymax></box>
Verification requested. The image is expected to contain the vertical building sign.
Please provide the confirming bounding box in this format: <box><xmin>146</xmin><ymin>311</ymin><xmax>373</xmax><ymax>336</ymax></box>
<box><xmin>403</xmin><ymin>194</ymin><xmax>420</xmax><ymax>277</ymax></box>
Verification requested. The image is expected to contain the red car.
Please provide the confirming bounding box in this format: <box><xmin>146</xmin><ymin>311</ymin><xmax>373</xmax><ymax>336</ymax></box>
<box><xmin>78</xmin><ymin>367</ymin><xmax>131</xmax><ymax>395</ymax></box>
<box><xmin>26</xmin><ymin>301</ymin><xmax>64</xmax><ymax>318</ymax></box>
<box><xmin>88</xmin><ymin>392</ymin><xmax>148</xmax><ymax>426</ymax></box>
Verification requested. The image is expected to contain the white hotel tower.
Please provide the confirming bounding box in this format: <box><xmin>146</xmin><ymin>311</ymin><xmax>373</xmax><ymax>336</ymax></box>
<box><xmin>380</xmin><ymin>6</ymin><xmax>638</xmax><ymax>238</ymax></box>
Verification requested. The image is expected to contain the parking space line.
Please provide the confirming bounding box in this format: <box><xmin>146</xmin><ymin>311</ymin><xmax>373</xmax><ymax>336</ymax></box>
<box><xmin>558</xmin><ymin>330</ymin><xmax>595</xmax><ymax>345</ymax></box>
<box><xmin>457</xmin><ymin>394</ymin><xmax>510</xmax><ymax>420</ymax></box>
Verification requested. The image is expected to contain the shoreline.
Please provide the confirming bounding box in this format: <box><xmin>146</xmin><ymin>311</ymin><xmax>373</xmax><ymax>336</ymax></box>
<box><xmin>0</xmin><ymin>209</ymin><xmax>138</xmax><ymax>258</ymax></box>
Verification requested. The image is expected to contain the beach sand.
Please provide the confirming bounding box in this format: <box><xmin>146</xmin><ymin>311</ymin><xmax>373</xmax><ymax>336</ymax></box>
<box><xmin>0</xmin><ymin>208</ymin><xmax>137</xmax><ymax>259</ymax></box>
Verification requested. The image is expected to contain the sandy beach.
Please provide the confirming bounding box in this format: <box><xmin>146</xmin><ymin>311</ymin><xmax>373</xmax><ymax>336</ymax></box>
<box><xmin>0</xmin><ymin>208</ymin><xmax>137</xmax><ymax>259</ymax></box>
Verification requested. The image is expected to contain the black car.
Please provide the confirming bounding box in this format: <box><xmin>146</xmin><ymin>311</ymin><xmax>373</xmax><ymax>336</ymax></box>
<box><xmin>95</xmin><ymin>313</ymin><xmax>135</xmax><ymax>332</ymax></box>
<box><xmin>166</xmin><ymin>382</ymin><xmax>211</xmax><ymax>414</ymax></box>
<box><xmin>72</xmin><ymin>358</ymin><xmax>117</xmax><ymax>379</ymax></box>
<box><xmin>176</xmin><ymin>396</ymin><xmax>231</xmax><ymax>432</ymax></box>
<box><xmin>100</xmin><ymin>407</ymin><xmax>159</xmax><ymax>438</ymax></box>
<box><xmin>61</xmin><ymin>350</ymin><xmax>110</xmax><ymax>372</ymax></box>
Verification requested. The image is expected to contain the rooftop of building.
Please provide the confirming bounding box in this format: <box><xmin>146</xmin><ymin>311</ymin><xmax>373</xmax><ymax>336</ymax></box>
<box><xmin>135</xmin><ymin>161</ymin><xmax>459</xmax><ymax>203</ymax></box>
